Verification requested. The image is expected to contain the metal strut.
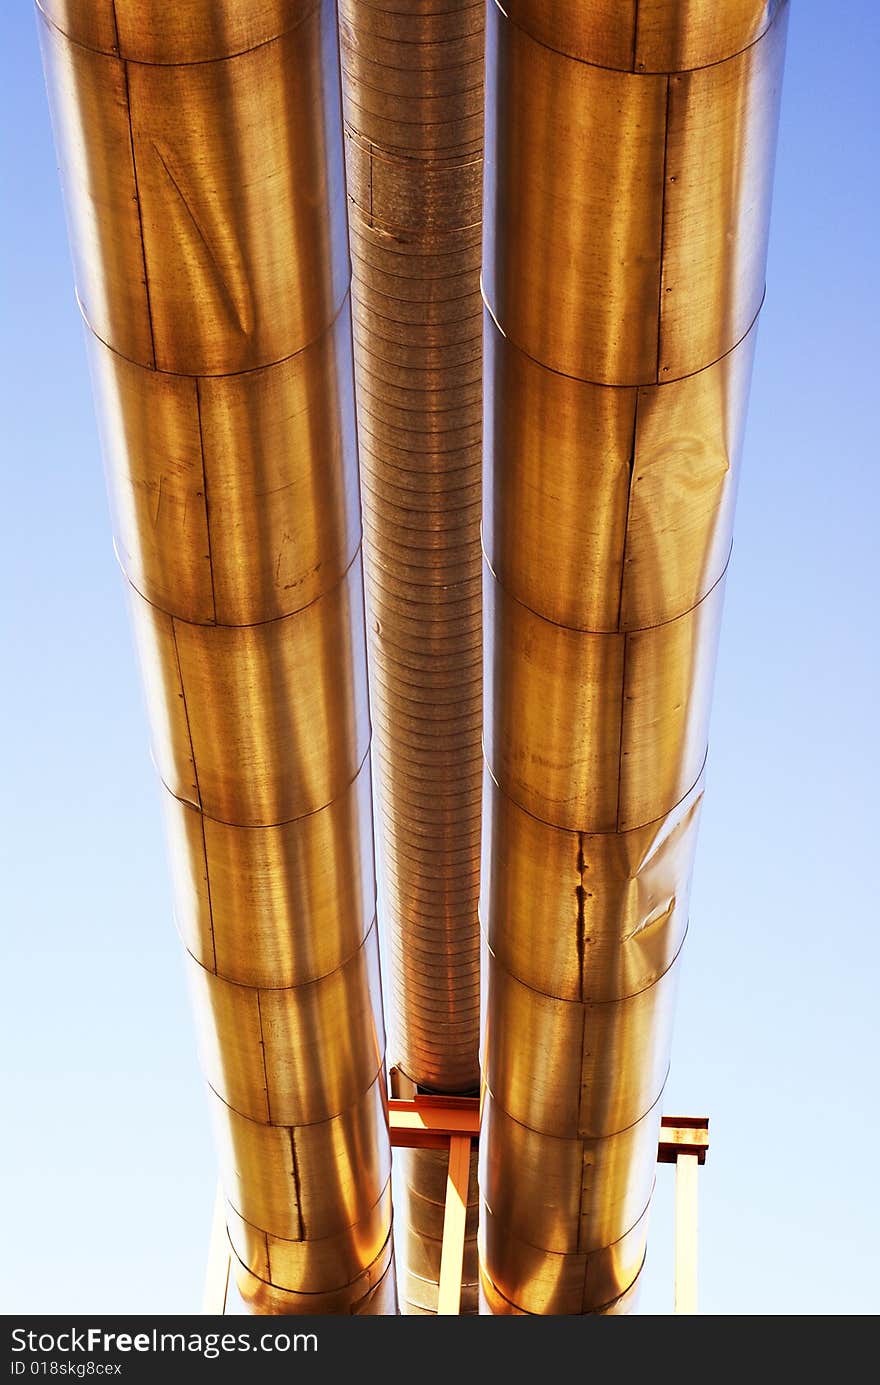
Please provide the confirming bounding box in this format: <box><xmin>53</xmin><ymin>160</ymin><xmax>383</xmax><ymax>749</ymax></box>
<box><xmin>203</xmin><ymin>1103</ymin><xmax>709</xmax><ymax>1315</ymax></box>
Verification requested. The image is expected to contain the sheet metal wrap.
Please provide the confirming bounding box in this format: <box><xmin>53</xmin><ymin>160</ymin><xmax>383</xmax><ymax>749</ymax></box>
<box><xmin>480</xmin><ymin>0</ymin><xmax>787</xmax><ymax>1313</ymax></box>
<box><xmin>338</xmin><ymin>0</ymin><xmax>484</xmax><ymax>1099</ymax></box>
<box><xmin>38</xmin><ymin>0</ymin><xmax>395</xmax><ymax>1313</ymax></box>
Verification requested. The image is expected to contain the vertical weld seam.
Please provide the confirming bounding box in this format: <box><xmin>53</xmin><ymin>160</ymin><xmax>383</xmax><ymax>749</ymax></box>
<box><xmin>575</xmin><ymin>831</ymin><xmax>587</xmax><ymax>1004</ymax></box>
<box><xmin>255</xmin><ymin>990</ymin><xmax>272</xmax><ymax>1125</ymax></box>
<box><xmin>169</xmin><ymin>600</ymin><xmax>215</xmax><ymax>969</ymax></box>
<box><xmin>615</xmin><ymin>630</ymin><xmax>630</xmax><ymax>835</ymax></box>
<box><xmin>108</xmin><ymin>0</ymin><xmax>121</xmax><ymax>52</ymax></box>
<box><xmin>614</xmin><ymin>394</ymin><xmax>638</xmax><ymax>832</ymax></box>
<box><xmin>655</xmin><ymin>75</ymin><xmax>671</xmax><ymax>382</ymax></box>
<box><xmin>199</xmin><ymin>814</ymin><xmax>218</xmax><ymax>974</ymax></box>
<box><xmin>577</xmin><ymin>1136</ymin><xmax>587</xmax><ymax>1257</ymax></box>
<box><xmin>631</xmin><ymin>0</ymin><xmax>641</xmax><ymax>71</ymax></box>
<box><xmin>121</xmin><ymin>59</ymin><xmax>157</xmax><ymax>370</ymax></box>
<box><xmin>195</xmin><ymin>379</ymin><xmax>218</xmax><ymax>624</ymax></box>
<box><xmin>289</xmin><ymin>1127</ymin><xmax>306</xmax><ymax>1241</ymax></box>
<box><xmin>169</xmin><ymin>617</ymin><xmax>202</xmax><ymax>811</ymax></box>
<box><xmin>615</xmin><ymin>391</ymin><xmax>639</xmax><ymax>632</ymax></box>
<box><xmin>575</xmin><ymin>996</ymin><xmax>588</xmax><ymax>1253</ymax></box>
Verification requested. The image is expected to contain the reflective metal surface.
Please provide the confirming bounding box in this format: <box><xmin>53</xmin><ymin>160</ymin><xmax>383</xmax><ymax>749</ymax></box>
<box><xmin>480</xmin><ymin>0</ymin><xmax>787</xmax><ymax>1313</ymax></box>
<box><xmin>165</xmin><ymin>759</ymin><xmax>375</xmax><ymax>990</ymax></box>
<box><xmin>393</xmin><ymin>1146</ymin><xmax>480</xmax><ymax>1316</ymax></box>
<box><xmin>339</xmin><ymin>0</ymin><xmax>485</xmax><ymax>1314</ymax></box>
<box><xmin>484</xmin><ymin>938</ymin><xmax>679</xmax><ymax>1141</ymax></box>
<box><xmin>482</xmin><ymin>770</ymin><xmax>703</xmax><ymax>1007</ymax></box>
<box><xmin>483</xmin><ymin>2</ymin><xmax>785</xmax><ymax>386</ymax></box>
<box><xmin>500</xmin><ymin>1</ymin><xmax>781</xmax><ymax>73</ymax></box>
<box><xmin>40</xmin><ymin>0</ymin><xmax>788</xmax><ymax>1319</ymax></box>
<box><xmin>484</xmin><ymin>319</ymin><xmax>756</xmax><ymax>634</ymax></box>
<box><xmin>127</xmin><ymin>565</ymin><xmax>371</xmax><ymax>827</ymax></box>
<box><xmin>484</xmin><ymin>563</ymin><xmax>723</xmax><ymax>834</ymax></box>
<box><xmin>38</xmin><ymin>0</ymin><xmax>395</xmax><ymax>1313</ymax></box>
<box><xmin>88</xmin><ymin>306</ymin><xmax>361</xmax><ymax>627</ymax></box>
<box><xmin>478</xmin><ymin>1260</ymin><xmax>643</xmax><ymax>1316</ymax></box>
<box><xmin>479</xmin><ymin>1204</ymin><xmax>649</xmax><ymax>1315</ymax></box>
<box><xmin>339</xmin><ymin>0</ymin><xmax>484</xmax><ymax>1099</ymax></box>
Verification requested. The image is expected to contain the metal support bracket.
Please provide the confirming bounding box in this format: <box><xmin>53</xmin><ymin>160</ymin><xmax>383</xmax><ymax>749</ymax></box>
<box><xmin>204</xmin><ymin>1101</ymin><xmax>708</xmax><ymax>1315</ymax></box>
<box><xmin>389</xmin><ymin>1095</ymin><xmax>478</xmax><ymax>1315</ymax></box>
<box><xmin>657</xmin><ymin>1116</ymin><xmax>709</xmax><ymax>1314</ymax></box>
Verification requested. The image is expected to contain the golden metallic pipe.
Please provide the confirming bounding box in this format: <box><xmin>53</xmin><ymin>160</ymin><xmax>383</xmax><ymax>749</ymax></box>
<box><xmin>37</xmin><ymin>0</ymin><xmax>395</xmax><ymax>1313</ymax></box>
<box><xmin>338</xmin><ymin>0</ymin><xmax>484</xmax><ymax>1315</ymax></box>
<box><xmin>480</xmin><ymin>0</ymin><xmax>788</xmax><ymax>1313</ymax></box>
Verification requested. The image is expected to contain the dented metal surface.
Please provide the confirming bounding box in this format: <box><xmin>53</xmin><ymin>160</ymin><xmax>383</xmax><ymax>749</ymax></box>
<box><xmin>38</xmin><ymin>0</ymin><xmax>394</xmax><ymax>1312</ymax></box>
<box><xmin>479</xmin><ymin>0</ymin><xmax>788</xmax><ymax>1313</ymax></box>
<box><xmin>38</xmin><ymin>0</ymin><xmax>788</xmax><ymax>1321</ymax></box>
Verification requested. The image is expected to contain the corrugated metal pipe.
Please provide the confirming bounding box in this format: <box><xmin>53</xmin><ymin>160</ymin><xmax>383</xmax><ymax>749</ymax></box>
<box><xmin>338</xmin><ymin>0</ymin><xmax>484</xmax><ymax>1315</ymax></box>
<box><xmin>37</xmin><ymin>0</ymin><xmax>395</xmax><ymax>1314</ymax></box>
<box><xmin>479</xmin><ymin>0</ymin><xmax>788</xmax><ymax>1313</ymax></box>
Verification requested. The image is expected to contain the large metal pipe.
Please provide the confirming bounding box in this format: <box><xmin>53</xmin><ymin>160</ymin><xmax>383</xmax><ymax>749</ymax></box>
<box><xmin>37</xmin><ymin>0</ymin><xmax>395</xmax><ymax>1313</ymax></box>
<box><xmin>337</xmin><ymin>0</ymin><xmax>484</xmax><ymax>1315</ymax></box>
<box><xmin>480</xmin><ymin>0</ymin><xmax>788</xmax><ymax>1313</ymax></box>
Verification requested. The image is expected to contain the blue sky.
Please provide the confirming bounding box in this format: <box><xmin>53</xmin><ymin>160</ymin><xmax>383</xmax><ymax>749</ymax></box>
<box><xmin>2</xmin><ymin>4</ymin><xmax>877</xmax><ymax>1315</ymax></box>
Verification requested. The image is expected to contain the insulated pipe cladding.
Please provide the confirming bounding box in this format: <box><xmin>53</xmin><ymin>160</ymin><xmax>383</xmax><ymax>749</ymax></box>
<box><xmin>37</xmin><ymin>0</ymin><xmax>790</xmax><ymax>1320</ymax></box>
<box><xmin>337</xmin><ymin>0</ymin><xmax>484</xmax><ymax>1315</ymax></box>
<box><xmin>338</xmin><ymin>2</ymin><xmax>483</xmax><ymax>1093</ymax></box>
<box><xmin>479</xmin><ymin>0</ymin><xmax>788</xmax><ymax>1314</ymax></box>
<box><xmin>37</xmin><ymin>0</ymin><xmax>396</xmax><ymax>1313</ymax></box>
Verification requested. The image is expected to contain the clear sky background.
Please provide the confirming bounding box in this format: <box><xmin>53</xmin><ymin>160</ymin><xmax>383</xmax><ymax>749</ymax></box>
<box><xmin>1</xmin><ymin>3</ymin><xmax>877</xmax><ymax>1316</ymax></box>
